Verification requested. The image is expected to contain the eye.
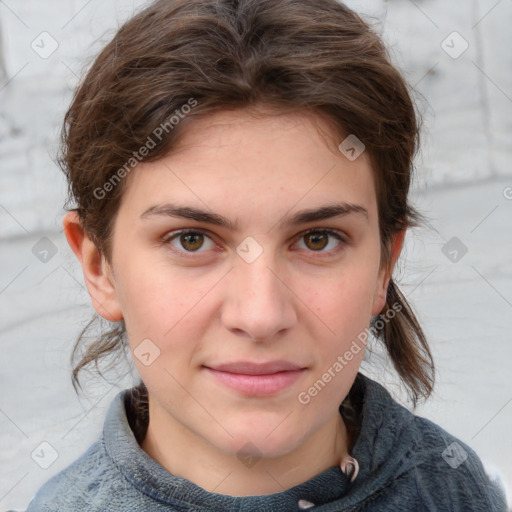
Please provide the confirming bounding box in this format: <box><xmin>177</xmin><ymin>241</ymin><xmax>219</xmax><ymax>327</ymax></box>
<box><xmin>294</xmin><ymin>229</ymin><xmax>347</xmax><ymax>254</ymax></box>
<box><xmin>161</xmin><ymin>228</ymin><xmax>347</xmax><ymax>257</ymax></box>
<box><xmin>162</xmin><ymin>229</ymin><xmax>216</xmax><ymax>254</ymax></box>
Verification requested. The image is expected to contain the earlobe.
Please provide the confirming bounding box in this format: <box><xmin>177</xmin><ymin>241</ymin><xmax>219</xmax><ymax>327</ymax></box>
<box><xmin>371</xmin><ymin>229</ymin><xmax>406</xmax><ymax>316</ymax></box>
<box><xmin>62</xmin><ymin>212</ymin><xmax>123</xmax><ymax>322</ymax></box>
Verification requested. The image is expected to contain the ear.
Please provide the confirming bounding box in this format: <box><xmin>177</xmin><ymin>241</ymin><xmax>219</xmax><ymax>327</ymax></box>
<box><xmin>63</xmin><ymin>211</ymin><xmax>123</xmax><ymax>322</ymax></box>
<box><xmin>371</xmin><ymin>229</ymin><xmax>406</xmax><ymax>316</ymax></box>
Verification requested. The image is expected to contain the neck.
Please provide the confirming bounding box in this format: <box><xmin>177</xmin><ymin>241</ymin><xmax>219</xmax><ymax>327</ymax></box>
<box><xmin>141</xmin><ymin>398</ymin><xmax>350</xmax><ymax>496</ymax></box>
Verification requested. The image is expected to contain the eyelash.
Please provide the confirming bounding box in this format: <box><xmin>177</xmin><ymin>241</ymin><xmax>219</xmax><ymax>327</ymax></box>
<box><xmin>161</xmin><ymin>228</ymin><xmax>348</xmax><ymax>258</ymax></box>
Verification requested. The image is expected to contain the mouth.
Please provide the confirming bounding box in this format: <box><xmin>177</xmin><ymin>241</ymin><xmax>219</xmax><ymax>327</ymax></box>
<box><xmin>202</xmin><ymin>360</ymin><xmax>307</xmax><ymax>396</ymax></box>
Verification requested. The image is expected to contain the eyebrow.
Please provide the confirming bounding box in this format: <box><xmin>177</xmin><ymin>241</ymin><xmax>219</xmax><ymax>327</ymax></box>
<box><xmin>140</xmin><ymin>202</ymin><xmax>368</xmax><ymax>230</ymax></box>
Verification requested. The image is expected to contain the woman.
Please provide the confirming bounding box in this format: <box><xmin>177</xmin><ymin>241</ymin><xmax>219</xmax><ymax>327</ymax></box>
<box><xmin>20</xmin><ymin>0</ymin><xmax>507</xmax><ymax>510</ymax></box>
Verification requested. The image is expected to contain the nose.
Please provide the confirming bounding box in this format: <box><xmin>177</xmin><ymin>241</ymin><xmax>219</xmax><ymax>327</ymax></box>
<box><xmin>221</xmin><ymin>253</ymin><xmax>297</xmax><ymax>342</ymax></box>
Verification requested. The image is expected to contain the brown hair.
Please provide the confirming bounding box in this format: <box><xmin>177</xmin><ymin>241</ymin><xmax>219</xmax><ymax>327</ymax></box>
<box><xmin>61</xmin><ymin>0</ymin><xmax>434</xmax><ymax>411</ymax></box>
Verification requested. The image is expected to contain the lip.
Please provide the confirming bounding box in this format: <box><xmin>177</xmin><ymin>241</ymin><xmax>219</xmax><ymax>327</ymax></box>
<box><xmin>203</xmin><ymin>360</ymin><xmax>307</xmax><ymax>396</ymax></box>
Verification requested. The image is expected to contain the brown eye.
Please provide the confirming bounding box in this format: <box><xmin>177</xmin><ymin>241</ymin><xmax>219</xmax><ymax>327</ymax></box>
<box><xmin>304</xmin><ymin>232</ymin><xmax>329</xmax><ymax>251</ymax></box>
<box><xmin>295</xmin><ymin>229</ymin><xmax>346</xmax><ymax>254</ymax></box>
<box><xmin>180</xmin><ymin>233</ymin><xmax>204</xmax><ymax>251</ymax></box>
<box><xmin>164</xmin><ymin>230</ymin><xmax>215</xmax><ymax>253</ymax></box>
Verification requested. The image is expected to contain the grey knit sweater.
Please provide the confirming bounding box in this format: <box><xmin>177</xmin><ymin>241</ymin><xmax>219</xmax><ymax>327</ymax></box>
<box><xmin>19</xmin><ymin>373</ymin><xmax>507</xmax><ymax>511</ymax></box>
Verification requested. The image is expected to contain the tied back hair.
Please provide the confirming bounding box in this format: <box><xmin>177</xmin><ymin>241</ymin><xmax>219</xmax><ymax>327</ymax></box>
<box><xmin>61</xmin><ymin>0</ymin><xmax>434</xmax><ymax>415</ymax></box>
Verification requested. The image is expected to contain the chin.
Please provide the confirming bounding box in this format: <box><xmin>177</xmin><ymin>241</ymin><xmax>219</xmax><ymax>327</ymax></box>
<box><xmin>213</xmin><ymin>422</ymin><xmax>306</xmax><ymax>461</ymax></box>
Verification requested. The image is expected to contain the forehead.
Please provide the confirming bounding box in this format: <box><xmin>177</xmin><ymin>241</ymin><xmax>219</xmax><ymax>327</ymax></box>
<box><xmin>118</xmin><ymin>108</ymin><xmax>378</xmax><ymax>225</ymax></box>
<box><xmin>170</xmin><ymin>106</ymin><xmax>345</xmax><ymax>161</ymax></box>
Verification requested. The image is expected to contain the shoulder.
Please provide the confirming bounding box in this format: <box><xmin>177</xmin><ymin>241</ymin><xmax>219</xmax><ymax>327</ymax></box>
<box><xmin>24</xmin><ymin>437</ymin><xmax>131</xmax><ymax>512</ymax></box>
<box><xmin>353</xmin><ymin>375</ymin><xmax>508</xmax><ymax>511</ymax></box>
<box><xmin>393</xmin><ymin>400</ymin><xmax>507</xmax><ymax>510</ymax></box>
<box><xmin>24</xmin><ymin>390</ymin><xmax>146</xmax><ymax>512</ymax></box>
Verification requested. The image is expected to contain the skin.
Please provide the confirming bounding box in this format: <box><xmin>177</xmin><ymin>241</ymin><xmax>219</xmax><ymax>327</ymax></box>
<box><xmin>64</xmin><ymin>107</ymin><xmax>405</xmax><ymax>496</ymax></box>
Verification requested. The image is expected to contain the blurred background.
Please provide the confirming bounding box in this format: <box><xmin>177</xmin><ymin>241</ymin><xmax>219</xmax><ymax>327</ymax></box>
<box><xmin>0</xmin><ymin>0</ymin><xmax>511</xmax><ymax>509</ymax></box>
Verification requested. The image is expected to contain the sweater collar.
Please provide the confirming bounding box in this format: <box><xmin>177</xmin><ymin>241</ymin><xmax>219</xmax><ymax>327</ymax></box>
<box><xmin>102</xmin><ymin>372</ymin><xmax>412</xmax><ymax>511</ymax></box>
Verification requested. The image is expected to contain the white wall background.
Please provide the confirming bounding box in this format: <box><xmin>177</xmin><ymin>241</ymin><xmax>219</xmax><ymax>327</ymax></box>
<box><xmin>1</xmin><ymin>0</ymin><xmax>511</xmax><ymax>510</ymax></box>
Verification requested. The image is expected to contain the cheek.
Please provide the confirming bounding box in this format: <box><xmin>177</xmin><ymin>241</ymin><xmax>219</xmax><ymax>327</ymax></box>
<box><xmin>297</xmin><ymin>273</ymin><xmax>374</xmax><ymax>409</ymax></box>
<box><xmin>112</xmin><ymin>253</ymin><xmax>183</xmax><ymax>339</ymax></box>
<box><xmin>297</xmin><ymin>259</ymin><xmax>379</xmax><ymax>387</ymax></box>
<box><xmin>114</xmin><ymin>256</ymin><xmax>217</xmax><ymax>360</ymax></box>
<box><xmin>307</xmin><ymin>265</ymin><xmax>378</xmax><ymax>330</ymax></box>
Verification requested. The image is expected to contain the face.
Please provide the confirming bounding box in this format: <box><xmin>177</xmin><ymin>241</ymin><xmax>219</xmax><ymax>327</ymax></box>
<box><xmin>94</xmin><ymin>108</ymin><xmax>394</xmax><ymax>460</ymax></box>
